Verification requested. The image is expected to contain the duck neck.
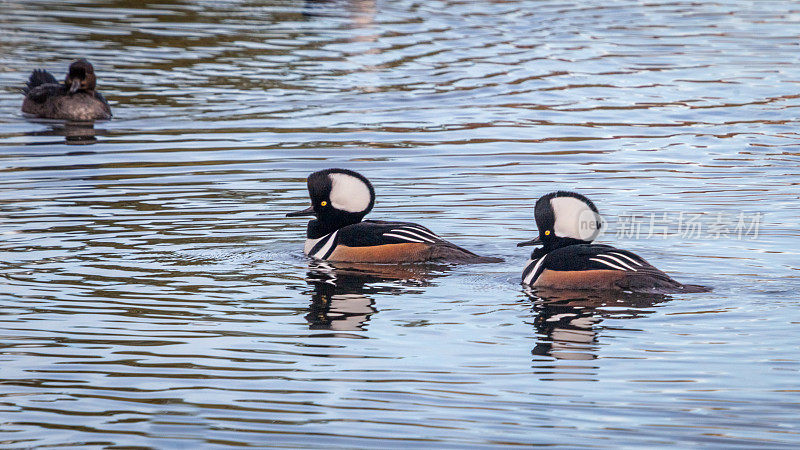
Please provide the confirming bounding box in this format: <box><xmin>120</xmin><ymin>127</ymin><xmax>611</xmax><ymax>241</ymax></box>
<box><xmin>533</xmin><ymin>237</ymin><xmax>591</xmax><ymax>257</ymax></box>
<box><xmin>306</xmin><ymin>215</ymin><xmax>362</xmax><ymax>239</ymax></box>
<box><xmin>62</xmin><ymin>84</ymin><xmax>93</xmax><ymax>95</ymax></box>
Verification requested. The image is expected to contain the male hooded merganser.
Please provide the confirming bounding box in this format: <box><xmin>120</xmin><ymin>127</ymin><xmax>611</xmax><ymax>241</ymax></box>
<box><xmin>22</xmin><ymin>59</ymin><xmax>112</xmax><ymax>121</ymax></box>
<box><xmin>287</xmin><ymin>168</ymin><xmax>502</xmax><ymax>263</ymax></box>
<box><xmin>519</xmin><ymin>191</ymin><xmax>709</xmax><ymax>293</ymax></box>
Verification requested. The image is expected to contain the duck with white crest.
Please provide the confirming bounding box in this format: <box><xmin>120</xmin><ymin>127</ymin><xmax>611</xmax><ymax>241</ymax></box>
<box><xmin>519</xmin><ymin>191</ymin><xmax>710</xmax><ymax>293</ymax></box>
<box><xmin>287</xmin><ymin>169</ymin><xmax>502</xmax><ymax>264</ymax></box>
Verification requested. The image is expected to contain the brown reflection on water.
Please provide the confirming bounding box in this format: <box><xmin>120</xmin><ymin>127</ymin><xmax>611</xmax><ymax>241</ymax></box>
<box><xmin>527</xmin><ymin>288</ymin><xmax>670</xmax><ymax>365</ymax></box>
<box><xmin>21</xmin><ymin>122</ymin><xmax>100</xmax><ymax>146</ymax></box>
<box><xmin>301</xmin><ymin>261</ymin><xmax>443</xmax><ymax>332</ymax></box>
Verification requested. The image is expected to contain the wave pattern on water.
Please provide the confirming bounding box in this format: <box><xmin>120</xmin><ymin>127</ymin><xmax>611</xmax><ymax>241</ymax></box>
<box><xmin>1</xmin><ymin>0</ymin><xmax>799</xmax><ymax>447</ymax></box>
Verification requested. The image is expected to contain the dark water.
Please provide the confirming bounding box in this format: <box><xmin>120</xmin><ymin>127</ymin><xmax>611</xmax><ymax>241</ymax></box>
<box><xmin>1</xmin><ymin>0</ymin><xmax>799</xmax><ymax>447</ymax></box>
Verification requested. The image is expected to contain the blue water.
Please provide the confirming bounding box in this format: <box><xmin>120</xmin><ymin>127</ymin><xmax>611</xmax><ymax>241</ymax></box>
<box><xmin>1</xmin><ymin>0</ymin><xmax>799</xmax><ymax>447</ymax></box>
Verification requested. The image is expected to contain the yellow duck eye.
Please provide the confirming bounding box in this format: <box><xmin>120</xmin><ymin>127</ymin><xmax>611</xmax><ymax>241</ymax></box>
<box><xmin>320</xmin><ymin>201</ymin><xmax>327</xmax><ymax>207</ymax></box>
<box><xmin>544</xmin><ymin>230</ymin><xmax>551</xmax><ymax>236</ymax></box>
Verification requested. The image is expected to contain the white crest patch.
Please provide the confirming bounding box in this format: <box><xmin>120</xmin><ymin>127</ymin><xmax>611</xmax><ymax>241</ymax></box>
<box><xmin>329</xmin><ymin>173</ymin><xmax>372</xmax><ymax>213</ymax></box>
<box><xmin>550</xmin><ymin>196</ymin><xmax>602</xmax><ymax>241</ymax></box>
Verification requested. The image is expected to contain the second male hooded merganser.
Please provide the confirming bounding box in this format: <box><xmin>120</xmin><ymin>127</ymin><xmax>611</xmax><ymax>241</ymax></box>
<box><xmin>519</xmin><ymin>191</ymin><xmax>709</xmax><ymax>293</ymax></box>
<box><xmin>287</xmin><ymin>169</ymin><xmax>502</xmax><ymax>263</ymax></box>
<box><xmin>21</xmin><ymin>59</ymin><xmax>112</xmax><ymax>121</ymax></box>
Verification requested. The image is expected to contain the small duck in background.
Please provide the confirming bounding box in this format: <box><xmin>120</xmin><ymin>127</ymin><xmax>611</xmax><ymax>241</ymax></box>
<box><xmin>287</xmin><ymin>168</ymin><xmax>502</xmax><ymax>263</ymax></box>
<box><xmin>22</xmin><ymin>59</ymin><xmax>112</xmax><ymax>121</ymax></box>
<box><xmin>519</xmin><ymin>191</ymin><xmax>710</xmax><ymax>293</ymax></box>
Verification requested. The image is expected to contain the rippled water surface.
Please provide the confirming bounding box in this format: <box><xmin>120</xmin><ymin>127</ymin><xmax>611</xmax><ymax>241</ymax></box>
<box><xmin>1</xmin><ymin>0</ymin><xmax>799</xmax><ymax>447</ymax></box>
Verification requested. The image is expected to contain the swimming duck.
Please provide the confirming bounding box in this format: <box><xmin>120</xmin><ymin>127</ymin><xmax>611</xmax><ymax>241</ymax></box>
<box><xmin>287</xmin><ymin>168</ymin><xmax>501</xmax><ymax>263</ymax></box>
<box><xmin>22</xmin><ymin>59</ymin><xmax>112</xmax><ymax>121</ymax></box>
<box><xmin>519</xmin><ymin>191</ymin><xmax>709</xmax><ymax>293</ymax></box>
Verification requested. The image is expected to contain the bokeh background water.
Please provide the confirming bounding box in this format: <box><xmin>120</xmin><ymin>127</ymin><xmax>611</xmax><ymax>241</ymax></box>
<box><xmin>1</xmin><ymin>0</ymin><xmax>799</xmax><ymax>447</ymax></box>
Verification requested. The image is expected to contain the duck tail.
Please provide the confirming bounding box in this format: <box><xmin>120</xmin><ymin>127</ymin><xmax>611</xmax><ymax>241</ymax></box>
<box><xmin>425</xmin><ymin>243</ymin><xmax>504</xmax><ymax>264</ymax></box>
<box><xmin>24</xmin><ymin>69</ymin><xmax>58</xmax><ymax>93</ymax></box>
<box><xmin>468</xmin><ymin>255</ymin><xmax>505</xmax><ymax>264</ymax></box>
<box><xmin>676</xmin><ymin>283</ymin><xmax>713</xmax><ymax>293</ymax></box>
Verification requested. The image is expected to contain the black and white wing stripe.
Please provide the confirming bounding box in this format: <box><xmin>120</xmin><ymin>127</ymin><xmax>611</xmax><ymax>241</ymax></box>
<box><xmin>382</xmin><ymin>225</ymin><xmax>441</xmax><ymax>244</ymax></box>
<box><xmin>522</xmin><ymin>255</ymin><xmax>547</xmax><ymax>286</ymax></box>
<box><xmin>588</xmin><ymin>251</ymin><xmax>644</xmax><ymax>272</ymax></box>
<box><xmin>308</xmin><ymin>230</ymin><xmax>339</xmax><ymax>260</ymax></box>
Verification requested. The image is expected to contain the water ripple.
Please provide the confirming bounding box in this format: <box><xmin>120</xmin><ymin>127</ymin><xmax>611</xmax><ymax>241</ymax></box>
<box><xmin>1</xmin><ymin>0</ymin><xmax>799</xmax><ymax>447</ymax></box>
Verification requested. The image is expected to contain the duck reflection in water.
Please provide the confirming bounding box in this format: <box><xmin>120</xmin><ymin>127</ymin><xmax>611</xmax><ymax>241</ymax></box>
<box><xmin>24</xmin><ymin>122</ymin><xmax>99</xmax><ymax>146</ymax></box>
<box><xmin>526</xmin><ymin>287</ymin><xmax>671</xmax><ymax>362</ymax></box>
<box><xmin>303</xmin><ymin>261</ymin><xmax>443</xmax><ymax>331</ymax></box>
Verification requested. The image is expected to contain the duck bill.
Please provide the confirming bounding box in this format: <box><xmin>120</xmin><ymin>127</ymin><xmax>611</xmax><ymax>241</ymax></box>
<box><xmin>286</xmin><ymin>205</ymin><xmax>316</xmax><ymax>217</ymax></box>
<box><xmin>517</xmin><ymin>235</ymin><xmax>542</xmax><ymax>247</ymax></box>
<box><xmin>69</xmin><ymin>79</ymin><xmax>81</xmax><ymax>94</ymax></box>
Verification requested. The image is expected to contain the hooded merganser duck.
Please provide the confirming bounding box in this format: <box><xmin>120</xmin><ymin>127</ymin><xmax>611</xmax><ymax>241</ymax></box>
<box><xmin>21</xmin><ymin>59</ymin><xmax>112</xmax><ymax>121</ymax></box>
<box><xmin>287</xmin><ymin>168</ymin><xmax>502</xmax><ymax>263</ymax></box>
<box><xmin>519</xmin><ymin>191</ymin><xmax>710</xmax><ymax>293</ymax></box>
